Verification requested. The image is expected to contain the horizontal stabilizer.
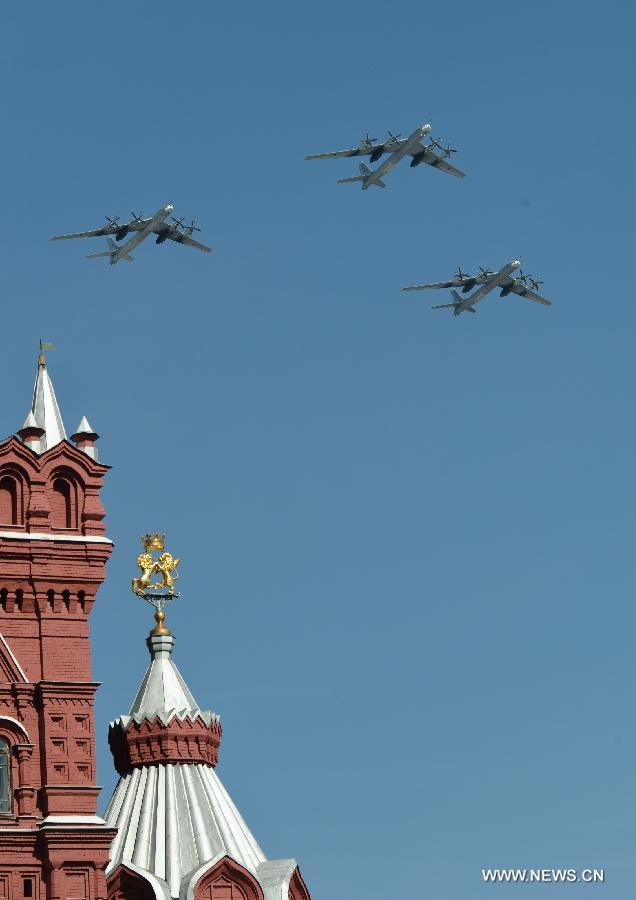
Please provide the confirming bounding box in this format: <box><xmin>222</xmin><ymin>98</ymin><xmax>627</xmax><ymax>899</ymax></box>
<box><xmin>86</xmin><ymin>251</ymin><xmax>113</xmax><ymax>260</ymax></box>
<box><xmin>373</xmin><ymin>178</ymin><xmax>386</xmax><ymax>189</ymax></box>
<box><xmin>432</xmin><ymin>303</ymin><xmax>457</xmax><ymax>310</ymax></box>
<box><xmin>337</xmin><ymin>175</ymin><xmax>367</xmax><ymax>184</ymax></box>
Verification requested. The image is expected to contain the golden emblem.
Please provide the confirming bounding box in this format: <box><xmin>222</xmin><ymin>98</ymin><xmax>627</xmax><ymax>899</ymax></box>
<box><xmin>132</xmin><ymin>533</ymin><xmax>181</xmax><ymax>635</ymax></box>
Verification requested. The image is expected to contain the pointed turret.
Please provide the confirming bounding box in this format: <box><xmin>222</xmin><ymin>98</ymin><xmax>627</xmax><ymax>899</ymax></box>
<box><xmin>17</xmin><ymin>410</ymin><xmax>45</xmax><ymax>453</ymax></box>
<box><xmin>71</xmin><ymin>415</ymin><xmax>100</xmax><ymax>461</ymax></box>
<box><xmin>30</xmin><ymin>350</ymin><xmax>66</xmax><ymax>451</ymax></box>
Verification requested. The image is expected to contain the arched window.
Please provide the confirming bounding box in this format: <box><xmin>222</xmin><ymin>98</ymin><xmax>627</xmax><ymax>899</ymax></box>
<box><xmin>0</xmin><ymin>477</ymin><xmax>18</xmax><ymax>525</ymax></box>
<box><xmin>0</xmin><ymin>738</ymin><xmax>11</xmax><ymax>814</ymax></box>
<box><xmin>51</xmin><ymin>478</ymin><xmax>75</xmax><ymax>529</ymax></box>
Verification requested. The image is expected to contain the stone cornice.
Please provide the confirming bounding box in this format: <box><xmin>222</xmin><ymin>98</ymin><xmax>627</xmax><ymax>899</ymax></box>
<box><xmin>36</xmin><ymin>682</ymin><xmax>100</xmax><ymax>702</ymax></box>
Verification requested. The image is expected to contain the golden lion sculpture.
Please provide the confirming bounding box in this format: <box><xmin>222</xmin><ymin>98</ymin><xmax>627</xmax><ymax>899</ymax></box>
<box><xmin>132</xmin><ymin>551</ymin><xmax>180</xmax><ymax>595</ymax></box>
<box><xmin>154</xmin><ymin>552</ymin><xmax>180</xmax><ymax>593</ymax></box>
<box><xmin>132</xmin><ymin>552</ymin><xmax>156</xmax><ymax>594</ymax></box>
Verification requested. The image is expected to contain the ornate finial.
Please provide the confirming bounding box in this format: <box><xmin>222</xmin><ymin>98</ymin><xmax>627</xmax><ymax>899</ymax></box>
<box><xmin>132</xmin><ymin>533</ymin><xmax>180</xmax><ymax>635</ymax></box>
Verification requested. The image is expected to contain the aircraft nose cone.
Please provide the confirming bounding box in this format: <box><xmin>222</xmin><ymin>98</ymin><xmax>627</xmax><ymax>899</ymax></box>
<box><xmin>166</xmin><ymin>204</ymin><xmax>174</xmax><ymax>212</ymax></box>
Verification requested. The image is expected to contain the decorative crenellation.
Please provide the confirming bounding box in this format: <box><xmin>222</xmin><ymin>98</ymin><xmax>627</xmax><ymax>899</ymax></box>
<box><xmin>108</xmin><ymin>714</ymin><xmax>222</xmax><ymax>775</ymax></box>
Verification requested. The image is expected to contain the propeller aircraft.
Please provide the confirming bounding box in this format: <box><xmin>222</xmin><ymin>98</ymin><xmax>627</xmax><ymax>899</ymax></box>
<box><xmin>50</xmin><ymin>203</ymin><xmax>212</xmax><ymax>264</ymax></box>
<box><xmin>305</xmin><ymin>123</ymin><xmax>465</xmax><ymax>189</ymax></box>
<box><xmin>402</xmin><ymin>259</ymin><xmax>551</xmax><ymax>315</ymax></box>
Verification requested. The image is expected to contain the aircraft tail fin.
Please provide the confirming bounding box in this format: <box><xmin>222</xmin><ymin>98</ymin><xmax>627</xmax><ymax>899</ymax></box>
<box><xmin>337</xmin><ymin>162</ymin><xmax>385</xmax><ymax>189</ymax></box>
<box><xmin>451</xmin><ymin>289</ymin><xmax>463</xmax><ymax>304</ymax></box>
<box><xmin>359</xmin><ymin>161</ymin><xmax>385</xmax><ymax>187</ymax></box>
<box><xmin>86</xmin><ymin>237</ymin><xmax>123</xmax><ymax>263</ymax></box>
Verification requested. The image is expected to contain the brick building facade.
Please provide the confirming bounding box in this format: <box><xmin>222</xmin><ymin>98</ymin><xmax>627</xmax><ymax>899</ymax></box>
<box><xmin>0</xmin><ymin>353</ymin><xmax>115</xmax><ymax>900</ymax></box>
<box><xmin>0</xmin><ymin>354</ymin><xmax>311</xmax><ymax>900</ymax></box>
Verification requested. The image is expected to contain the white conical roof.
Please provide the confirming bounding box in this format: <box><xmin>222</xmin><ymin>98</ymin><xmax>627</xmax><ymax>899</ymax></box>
<box><xmin>20</xmin><ymin>410</ymin><xmax>42</xmax><ymax>431</ymax></box>
<box><xmin>72</xmin><ymin>415</ymin><xmax>97</xmax><ymax>436</ymax></box>
<box><xmin>31</xmin><ymin>357</ymin><xmax>66</xmax><ymax>451</ymax></box>
<box><xmin>115</xmin><ymin>632</ymin><xmax>217</xmax><ymax>726</ymax></box>
<box><xmin>105</xmin><ymin>763</ymin><xmax>267</xmax><ymax>897</ymax></box>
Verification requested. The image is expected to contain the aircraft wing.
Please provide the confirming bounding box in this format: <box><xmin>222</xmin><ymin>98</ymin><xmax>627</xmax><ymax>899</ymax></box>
<box><xmin>409</xmin><ymin>145</ymin><xmax>466</xmax><ymax>178</ymax></box>
<box><xmin>50</xmin><ymin>217</ymin><xmax>150</xmax><ymax>241</ymax></box>
<box><xmin>166</xmin><ymin>231</ymin><xmax>213</xmax><ymax>253</ymax></box>
<box><xmin>305</xmin><ymin>140</ymin><xmax>405</xmax><ymax>161</ymax></box>
<box><xmin>305</xmin><ymin>148</ymin><xmax>368</xmax><ymax>160</ymax></box>
<box><xmin>402</xmin><ymin>279</ymin><xmax>461</xmax><ymax>291</ymax></box>
<box><xmin>50</xmin><ymin>225</ymin><xmax>120</xmax><ymax>241</ymax></box>
<box><xmin>402</xmin><ymin>273</ymin><xmax>492</xmax><ymax>292</ymax></box>
<box><xmin>510</xmin><ymin>281</ymin><xmax>551</xmax><ymax>306</ymax></box>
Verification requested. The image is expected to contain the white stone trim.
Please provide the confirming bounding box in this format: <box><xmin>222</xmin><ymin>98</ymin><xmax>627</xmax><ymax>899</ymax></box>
<box><xmin>182</xmin><ymin>853</ymin><xmax>227</xmax><ymax>900</ymax></box>
<box><xmin>0</xmin><ymin>531</ymin><xmax>112</xmax><ymax>544</ymax></box>
<box><xmin>41</xmin><ymin>814</ymin><xmax>107</xmax><ymax>825</ymax></box>
<box><xmin>0</xmin><ymin>634</ymin><xmax>29</xmax><ymax>682</ymax></box>
<box><xmin>0</xmin><ymin>715</ymin><xmax>30</xmax><ymax>740</ymax></box>
<box><xmin>116</xmin><ymin>862</ymin><xmax>172</xmax><ymax>900</ymax></box>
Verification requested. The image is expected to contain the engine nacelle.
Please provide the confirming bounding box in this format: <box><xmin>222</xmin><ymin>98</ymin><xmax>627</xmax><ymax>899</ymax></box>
<box><xmin>409</xmin><ymin>153</ymin><xmax>424</xmax><ymax>168</ymax></box>
<box><xmin>461</xmin><ymin>280</ymin><xmax>476</xmax><ymax>293</ymax></box>
<box><xmin>155</xmin><ymin>233</ymin><xmax>168</xmax><ymax>244</ymax></box>
<box><xmin>115</xmin><ymin>229</ymin><xmax>129</xmax><ymax>241</ymax></box>
<box><xmin>370</xmin><ymin>148</ymin><xmax>384</xmax><ymax>163</ymax></box>
<box><xmin>500</xmin><ymin>286</ymin><xmax>512</xmax><ymax>297</ymax></box>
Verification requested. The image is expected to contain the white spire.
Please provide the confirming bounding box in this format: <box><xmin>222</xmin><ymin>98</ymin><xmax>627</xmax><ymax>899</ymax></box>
<box><xmin>31</xmin><ymin>355</ymin><xmax>66</xmax><ymax>451</ymax></box>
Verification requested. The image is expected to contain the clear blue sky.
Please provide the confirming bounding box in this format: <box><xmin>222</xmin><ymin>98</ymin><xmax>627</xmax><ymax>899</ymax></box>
<box><xmin>1</xmin><ymin>2</ymin><xmax>635</xmax><ymax>897</ymax></box>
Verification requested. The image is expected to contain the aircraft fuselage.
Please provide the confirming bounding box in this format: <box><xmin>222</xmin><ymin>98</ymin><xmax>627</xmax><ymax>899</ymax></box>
<box><xmin>460</xmin><ymin>260</ymin><xmax>521</xmax><ymax>306</ymax></box>
<box><xmin>111</xmin><ymin>204</ymin><xmax>174</xmax><ymax>263</ymax></box>
<box><xmin>362</xmin><ymin>124</ymin><xmax>431</xmax><ymax>190</ymax></box>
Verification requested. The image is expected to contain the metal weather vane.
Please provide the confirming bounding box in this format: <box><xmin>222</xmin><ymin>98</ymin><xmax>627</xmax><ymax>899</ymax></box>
<box><xmin>131</xmin><ymin>533</ymin><xmax>180</xmax><ymax>634</ymax></box>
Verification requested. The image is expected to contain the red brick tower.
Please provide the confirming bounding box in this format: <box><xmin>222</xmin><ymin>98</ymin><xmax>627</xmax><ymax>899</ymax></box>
<box><xmin>0</xmin><ymin>351</ymin><xmax>116</xmax><ymax>900</ymax></box>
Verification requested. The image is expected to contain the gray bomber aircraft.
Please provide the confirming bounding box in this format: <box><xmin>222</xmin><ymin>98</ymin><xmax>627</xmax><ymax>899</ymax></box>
<box><xmin>402</xmin><ymin>259</ymin><xmax>551</xmax><ymax>315</ymax></box>
<box><xmin>50</xmin><ymin>203</ymin><xmax>212</xmax><ymax>264</ymax></box>
<box><xmin>305</xmin><ymin>123</ymin><xmax>465</xmax><ymax>189</ymax></box>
